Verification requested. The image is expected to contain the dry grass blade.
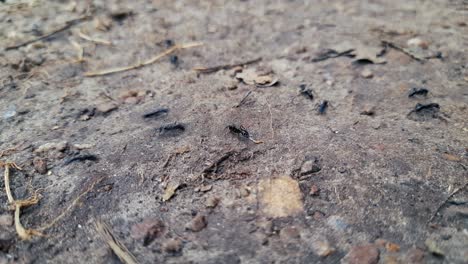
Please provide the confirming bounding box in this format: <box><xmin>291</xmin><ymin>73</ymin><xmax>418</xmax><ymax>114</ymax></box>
<box><xmin>95</xmin><ymin>220</ymin><xmax>139</xmax><ymax>264</ymax></box>
<box><xmin>78</xmin><ymin>30</ymin><xmax>112</xmax><ymax>45</ymax></box>
<box><xmin>84</xmin><ymin>42</ymin><xmax>203</xmax><ymax>77</ymax></box>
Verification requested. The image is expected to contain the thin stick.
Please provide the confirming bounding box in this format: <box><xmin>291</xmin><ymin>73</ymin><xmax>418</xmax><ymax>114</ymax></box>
<box><xmin>95</xmin><ymin>220</ymin><xmax>139</xmax><ymax>264</ymax></box>
<box><xmin>5</xmin><ymin>16</ymin><xmax>90</xmax><ymax>51</ymax></box>
<box><xmin>381</xmin><ymin>40</ymin><xmax>425</xmax><ymax>62</ymax></box>
<box><xmin>427</xmin><ymin>181</ymin><xmax>468</xmax><ymax>224</ymax></box>
<box><xmin>193</xmin><ymin>57</ymin><xmax>262</xmax><ymax>74</ymax></box>
<box><xmin>37</xmin><ymin>176</ymin><xmax>105</xmax><ymax>231</ymax></box>
<box><xmin>235</xmin><ymin>90</ymin><xmax>253</xmax><ymax>108</ymax></box>
<box><xmin>78</xmin><ymin>30</ymin><xmax>112</xmax><ymax>45</ymax></box>
<box><xmin>84</xmin><ymin>42</ymin><xmax>203</xmax><ymax>77</ymax></box>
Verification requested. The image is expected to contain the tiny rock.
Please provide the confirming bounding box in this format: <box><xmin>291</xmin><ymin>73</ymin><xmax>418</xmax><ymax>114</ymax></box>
<box><xmin>239</xmin><ymin>187</ymin><xmax>250</xmax><ymax>197</ymax></box>
<box><xmin>96</xmin><ymin>102</ymin><xmax>118</xmax><ymax>114</ymax></box>
<box><xmin>342</xmin><ymin>244</ymin><xmax>380</xmax><ymax>264</ymax></box>
<box><xmin>186</xmin><ymin>214</ymin><xmax>207</xmax><ymax>232</ymax></box>
<box><xmin>258</xmin><ymin>176</ymin><xmax>304</xmax><ymax>218</ymax></box>
<box><xmin>33</xmin><ymin>157</ymin><xmax>47</xmax><ymax>174</ymax></box>
<box><xmin>407</xmin><ymin>37</ymin><xmax>429</xmax><ymax>49</ymax></box>
<box><xmin>224</xmin><ymin>80</ymin><xmax>238</xmax><ymax>90</ymax></box>
<box><xmin>361</xmin><ymin>69</ymin><xmax>373</xmax><ymax>78</ymax></box>
<box><xmin>200</xmin><ymin>184</ymin><xmax>212</xmax><ymax>192</ymax></box>
<box><xmin>404</xmin><ymin>247</ymin><xmax>425</xmax><ymax>264</ymax></box>
<box><xmin>424</xmin><ymin>238</ymin><xmax>444</xmax><ymax>256</ymax></box>
<box><xmin>163</xmin><ymin>238</ymin><xmax>183</xmax><ymax>253</ymax></box>
<box><xmin>34</xmin><ymin>141</ymin><xmax>68</xmax><ymax>153</ymax></box>
<box><xmin>312</xmin><ymin>240</ymin><xmax>335</xmax><ymax>257</ymax></box>
<box><xmin>313</xmin><ymin>211</ymin><xmax>325</xmax><ymax>221</ymax></box>
<box><xmin>280</xmin><ymin>226</ymin><xmax>301</xmax><ymax>240</ymax></box>
<box><xmin>386</xmin><ymin>242</ymin><xmax>400</xmax><ymax>252</ymax></box>
<box><xmin>300</xmin><ymin>159</ymin><xmax>321</xmax><ymax>175</ymax></box>
<box><xmin>0</xmin><ymin>214</ymin><xmax>13</xmax><ymax>226</ymax></box>
<box><xmin>205</xmin><ymin>196</ymin><xmax>220</xmax><ymax>208</ymax></box>
<box><xmin>130</xmin><ymin>218</ymin><xmax>165</xmax><ymax>245</ymax></box>
<box><xmin>310</xmin><ymin>184</ymin><xmax>319</xmax><ymax>196</ymax></box>
<box><xmin>374</xmin><ymin>238</ymin><xmax>387</xmax><ymax>248</ymax></box>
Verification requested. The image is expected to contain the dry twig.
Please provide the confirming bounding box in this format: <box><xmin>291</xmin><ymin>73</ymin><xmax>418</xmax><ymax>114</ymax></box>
<box><xmin>193</xmin><ymin>57</ymin><xmax>262</xmax><ymax>74</ymax></box>
<box><xmin>95</xmin><ymin>220</ymin><xmax>139</xmax><ymax>264</ymax></box>
<box><xmin>381</xmin><ymin>40</ymin><xmax>425</xmax><ymax>62</ymax></box>
<box><xmin>84</xmin><ymin>42</ymin><xmax>203</xmax><ymax>77</ymax></box>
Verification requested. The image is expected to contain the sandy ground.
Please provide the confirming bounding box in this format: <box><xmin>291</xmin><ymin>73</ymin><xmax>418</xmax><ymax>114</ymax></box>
<box><xmin>0</xmin><ymin>0</ymin><xmax>467</xmax><ymax>263</ymax></box>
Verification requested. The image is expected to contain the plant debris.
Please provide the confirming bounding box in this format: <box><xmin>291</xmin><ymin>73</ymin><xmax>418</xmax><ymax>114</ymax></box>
<box><xmin>202</xmin><ymin>151</ymin><xmax>237</xmax><ymax>175</ymax></box>
<box><xmin>381</xmin><ymin>40</ymin><xmax>425</xmax><ymax>62</ymax></box>
<box><xmin>234</xmin><ymin>90</ymin><xmax>254</xmax><ymax>108</ymax></box>
<box><xmin>77</xmin><ymin>30</ymin><xmax>112</xmax><ymax>46</ymax></box>
<box><xmin>84</xmin><ymin>42</ymin><xmax>203</xmax><ymax>77</ymax></box>
<box><xmin>163</xmin><ymin>145</ymin><xmax>190</xmax><ymax>168</ymax></box>
<box><xmin>408</xmin><ymin>87</ymin><xmax>429</xmax><ymax>98</ymax></box>
<box><xmin>95</xmin><ymin>220</ymin><xmax>139</xmax><ymax>264</ymax></box>
<box><xmin>227</xmin><ymin>125</ymin><xmax>263</xmax><ymax>144</ymax></box>
<box><xmin>235</xmin><ymin>68</ymin><xmax>278</xmax><ymax>87</ymax></box>
<box><xmin>162</xmin><ymin>181</ymin><xmax>181</xmax><ymax>202</ymax></box>
<box><xmin>1</xmin><ymin>162</ymin><xmax>43</xmax><ymax>240</ymax></box>
<box><xmin>193</xmin><ymin>57</ymin><xmax>262</xmax><ymax>74</ymax></box>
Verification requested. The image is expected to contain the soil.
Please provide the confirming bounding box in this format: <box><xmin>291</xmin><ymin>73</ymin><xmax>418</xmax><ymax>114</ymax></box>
<box><xmin>0</xmin><ymin>0</ymin><xmax>467</xmax><ymax>263</ymax></box>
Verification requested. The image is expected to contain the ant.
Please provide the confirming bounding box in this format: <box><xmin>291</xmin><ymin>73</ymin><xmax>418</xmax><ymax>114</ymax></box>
<box><xmin>227</xmin><ymin>125</ymin><xmax>263</xmax><ymax>144</ymax></box>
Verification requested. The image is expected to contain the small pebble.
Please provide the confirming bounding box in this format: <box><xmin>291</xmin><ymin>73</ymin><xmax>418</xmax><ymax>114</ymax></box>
<box><xmin>205</xmin><ymin>196</ymin><xmax>220</xmax><ymax>208</ymax></box>
<box><xmin>0</xmin><ymin>214</ymin><xmax>13</xmax><ymax>226</ymax></box>
<box><xmin>342</xmin><ymin>244</ymin><xmax>380</xmax><ymax>264</ymax></box>
<box><xmin>200</xmin><ymin>184</ymin><xmax>212</xmax><ymax>192</ymax></box>
<box><xmin>361</xmin><ymin>69</ymin><xmax>373</xmax><ymax>78</ymax></box>
<box><xmin>130</xmin><ymin>218</ymin><xmax>165</xmax><ymax>244</ymax></box>
<box><xmin>96</xmin><ymin>102</ymin><xmax>118</xmax><ymax>114</ymax></box>
<box><xmin>279</xmin><ymin>226</ymin><xmax>300</xmax><ymax>240</ymax></box>
<box><xmin>310</xmin><ymin>184</ymin><xmax>319</xmax><ymax>196</ymax></box>
<box><xmin>33</xmin><ymin>157</ymin><xmax>47</xmax><ymax>174</ymax></box>
<box><xmin>186</xmin><ymin>214</ymin><xmax>207</xmax><ymax>232</ymax></box>
<box><xmin>312</xmin><ymin>239</ymin><xmax>335</xmax><ymax>257</ymax></box>
<box><xmin>34</xmin><ymin>141</ymin><xmax>68</xmax><ymax>153</ymax></box>
<box><xmin>407</xmin><ymin>37</ymin><xmax>429</xmax><ymax>49</ymax></box>
<box><xmin>163</xmin><ymin>238</ymin><xmax>183</xmax><ymax>253</ymax></box>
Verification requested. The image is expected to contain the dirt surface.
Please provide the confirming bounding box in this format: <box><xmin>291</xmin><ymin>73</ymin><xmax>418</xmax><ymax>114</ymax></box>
<box><xmin>0</xmin><ymin>0</ymin><xmax>467</xmax><ymax>263</ymax></box>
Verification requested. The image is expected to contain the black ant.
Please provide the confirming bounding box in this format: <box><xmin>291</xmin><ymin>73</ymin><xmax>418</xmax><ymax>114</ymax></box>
<box><xmin>227</xmin><ymin>125</ymin><xmax>263</xmax><ymax>144</ymax></box>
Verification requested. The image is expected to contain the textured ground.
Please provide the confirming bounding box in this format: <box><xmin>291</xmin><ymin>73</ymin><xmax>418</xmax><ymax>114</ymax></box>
<box><xmin>0</xmin><ymin>0</ymin><xmax>467</xmax><ymax>263</ymax></box>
